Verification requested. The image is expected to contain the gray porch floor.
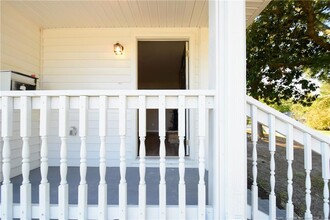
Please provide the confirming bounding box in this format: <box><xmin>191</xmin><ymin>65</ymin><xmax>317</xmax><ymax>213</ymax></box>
<box><xmin>7</xmin><ymin>167</ymin><xmax>207</xmax><ymax>205</ymax></box>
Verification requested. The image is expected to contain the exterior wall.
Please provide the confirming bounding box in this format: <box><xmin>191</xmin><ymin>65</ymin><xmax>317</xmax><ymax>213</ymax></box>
<box><xmin>41</xmin><ymin>28</ymin><xmax>208</xmax><ymax>167</ymax></box>
<box><xmin>0</xmin><ymin>4</ymin><xmax>41</xmax><ymax>178</ymax></box>
<box><xmin>41</xmin><ymin>29</ymin><xmax>132</xmax><ymax>90</ymax></box>
<box><xmin>0</xmin><ymin>4</ymin><xmax>41</xmax><ymax>76</ymax></box>
<box><xmin>42</xmin><ymin>28</ymin><xmax>132</xmax><ymax>166</ymax></box>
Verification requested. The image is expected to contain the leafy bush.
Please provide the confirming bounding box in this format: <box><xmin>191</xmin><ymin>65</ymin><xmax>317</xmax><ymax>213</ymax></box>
<box><xmin>291</xmin><ymin>83</ymin><xmax>330</xmax><ymax>130</ymax></box>
<box><xmin>305</xmin><ymin>97</ymin><xmax>330</xmax><ymax>130</ymax></box>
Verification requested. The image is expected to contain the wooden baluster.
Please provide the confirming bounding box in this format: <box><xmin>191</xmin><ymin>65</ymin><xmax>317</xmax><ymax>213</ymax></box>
<box><xmin>98</xmin><ymin>96</ymin><xmax>107</xmax><ymax>220</ymax></box>
<box><xmin>78</xmin><ymin>96</ymin><xmax>88</xmax><ymax>219</ymax></box>
<box><xmin>119</xmin><ymin>95</ymin><xmax>127</xmax><ymax>220</ymax></box>
<box><xmin>138</xmin><ymin>96</ymin><xmax>147</xmax><ymax>220</ymax></box>
<box><xmin>304</xmin><ymin>133</ymin><xmax>312</xmax><ymax>219</ymax></box>
<box><xmin>20</xmin><ymin>96</ymin><xmax>32</xmax><ymax>220</ymax></box>
<box><xmin>178</xmin><ymin>96</ymin><xmax>186</xmax><ymax>220</ymax></box>
<box><xmin>1</xmin><ymin>97</ymin><xmax>13</xmax><ymax>219</ymax></box>
<box><xmin>159</xmin><ymin>95</ymin><xmax>166</xmax><ymax>220</ymax></box>
<box><xmin>198</xmin><ymin>96</ymin><xmax>206</xmax><ymax>219</ymax></box>
<box><xmin>268</xmin><ymin>115</ymin><xmax>276</xmax><ymax>220</ymax></box>
<box><xmin>59</xmin><ymin>96</ymin><xmax>69</xmax><ymax>220</ymax></box>
<box><xmin>322</xmin><ymin>142</ymin><xmax>330</xmax><ymax>219</ymax></box>
<box><xmin>286</xmin><ymin>124</ymin><xmax>294</xmax><ymax>219</ymax></box>
<box><xmin>39</xmin><ymin>96</ymin><xmax>50</xmax><ymax>220</ymax></box>
<box><xmin>251</xmin><ymin>105</ymin><xmax>258</xmax><ymax>219</ymax></box>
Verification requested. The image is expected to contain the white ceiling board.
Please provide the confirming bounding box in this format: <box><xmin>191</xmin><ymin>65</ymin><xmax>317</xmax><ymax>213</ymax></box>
<box><xmin>137</xmin><ymin>1</ymin><xmax>151</xmax><ymax>27</ymax></box>
<box><xmin>127</xmin><ymin>1</ymin><xmax>143</xmax><ymax>27</ymax></box>
<box><xmin>174</xmin><ymin>1</ymin><xmax>186</xmax><ymax>27</ymax></box>
<box><xmin>199</xmin><ymin>1</ymin><xmax>208</xmax><ymax>27</ymax></box>
<box><xmin>181</xmin><ymin>1</ymin><xmax>195</xmax><ymax>27</ymax></box>
<box><xmin>157</xmin><ymin>1</ymin><xmax>168</xmax><ymax>27</ymax></box>
<box><xmin>166</xmin><ymin>1</ymin><xmax>177</xmax><ymax>27</ymax></box>
<box><xmin>2</xmin><ymin>0</ymin><xmax>271</xmax><ymax>29</ymax></box>
<box><xmin>118</xmin><ymin>1</ymin><xmax>136</xmax><ymax>27</ymax></box>
<box><xmin>147</xmin><ymin>1</ymin><xmax>160</xmax><ymax>27</ymax></box>
<box><xmin>109</xmin><ymin>1</ymin><xmax>129</xmax><ymax>27</ymax></box>
<box><xmin>189</xmin><ymin>0</ymin><xmax>206</xmax><ymax>27</ymax></box>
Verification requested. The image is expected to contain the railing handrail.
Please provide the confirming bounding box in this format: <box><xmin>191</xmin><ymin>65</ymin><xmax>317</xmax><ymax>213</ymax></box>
<box><xmin>0</xmin><ymin>90</ymin><xmax>215</xmax><ymax>111</ymax></box>
<box><xmin>0</xmin><ymin>89</ymin><xmax>216</xmax><ymax>97</ymax></box>
<box><xmin>246</xmin><ymin>95</ymin><xmax>330</xmax><ymax>144</ymax></box>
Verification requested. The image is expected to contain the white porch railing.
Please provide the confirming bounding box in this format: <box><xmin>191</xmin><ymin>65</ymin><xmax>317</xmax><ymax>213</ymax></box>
<box><xmin>3</xmin><ymin>91</ymin><xmax>329</xmax><ymax>219</ymax></box>
<box><xmin>0</xmin><ymin>90</ymin><xmax>215</xmax><ymax>220</ymax></box>
<box><xmin>246</xmin><ymin>96</ymin><xmax>330</xmax><ymax>219</ymax></box>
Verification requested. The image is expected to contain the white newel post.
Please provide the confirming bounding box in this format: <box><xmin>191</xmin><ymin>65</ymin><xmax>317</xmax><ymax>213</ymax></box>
<box><xmin>209</xmin><ymin>0</ymin><xmax>247</xmax><ymax>219</ymax></box>
<box><xmin>1</xmin><ymin>97</ymin><xmax>13</xmax><ymax>219</ymax></box>
<box><xmin>20</xmin><ymin>96</ymin><xmax>32</xmax><ymax>220</ymax></box>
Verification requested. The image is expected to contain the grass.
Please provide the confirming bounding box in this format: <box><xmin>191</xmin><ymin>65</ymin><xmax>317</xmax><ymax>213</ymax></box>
<box><xmin>320</xmin><ymin>130</ymin><xmax>330</xmax><ymax>136</ymax></box>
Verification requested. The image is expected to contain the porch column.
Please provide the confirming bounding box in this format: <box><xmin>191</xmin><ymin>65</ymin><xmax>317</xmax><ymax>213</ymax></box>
<box><xmin>209</xmin><ymin>0</ymin><xmax>247</xmax><ymax>219</ymax></box>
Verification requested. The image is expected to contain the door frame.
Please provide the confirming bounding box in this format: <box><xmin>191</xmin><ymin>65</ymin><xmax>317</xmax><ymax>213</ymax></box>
<box><xmin>130</xmin><ymin>29</ymin><xmax>198</xmax><ymax>161</ymax></box>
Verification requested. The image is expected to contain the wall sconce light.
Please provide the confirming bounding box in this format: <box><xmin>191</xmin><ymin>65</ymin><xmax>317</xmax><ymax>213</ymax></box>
<box><xmin>114</xmin><ymin>42</ymin><xmax>124</xmax><ymax>55</ymax></box>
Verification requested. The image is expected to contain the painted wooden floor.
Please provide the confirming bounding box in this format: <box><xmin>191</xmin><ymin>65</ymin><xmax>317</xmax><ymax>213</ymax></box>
<box><xmin>4</xmin><ymin>167</ymin><xmax>207</xmax><ymax>205</ymax></box>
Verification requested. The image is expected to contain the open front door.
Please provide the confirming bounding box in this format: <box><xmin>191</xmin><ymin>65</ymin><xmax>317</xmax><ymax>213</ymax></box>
<box><xmin>138</xmin><ymin>41</ymin><xmax>189</xmax><ymax>156</ymax></box>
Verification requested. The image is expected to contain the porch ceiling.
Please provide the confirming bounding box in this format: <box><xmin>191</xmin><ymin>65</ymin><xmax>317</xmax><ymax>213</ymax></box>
<box><xmin>3</xmin><ymin>0</ymin><xmax>270</xmax><ymax>29</ymax></box>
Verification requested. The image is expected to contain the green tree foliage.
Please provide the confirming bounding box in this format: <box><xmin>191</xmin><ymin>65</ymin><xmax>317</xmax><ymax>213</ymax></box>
<box><xmin>291</xmin><ymin>83</ymin><xmax>330</xmax><ymax>130</ymax></box>
<box><xmin>305</xmin><ymin>96</ymin><xmax>330</xmax><ymax>130</ymax></box>
<box><xmin>269</xmin><ymin>99</ymin><xmax>293</xmax><ymax>113</ymax></box>
<box><xmin>320</xmin><ymin>82</ymin><xmax>330</xmax><ymax>96</ymax></box>
<box><xmin>247</xmin><ymin>0</ymin><xmax>330</xmax><ymax>105</ymax></box>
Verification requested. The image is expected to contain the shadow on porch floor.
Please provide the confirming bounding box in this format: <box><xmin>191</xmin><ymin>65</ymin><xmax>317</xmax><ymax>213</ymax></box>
<box><xmin>5</xmin><ymin>167</ymin><xmax>208</xmax><ymax>205</ymax></box>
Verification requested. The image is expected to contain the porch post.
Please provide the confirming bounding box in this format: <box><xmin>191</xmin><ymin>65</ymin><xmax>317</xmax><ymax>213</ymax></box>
<box><xmin>209</xmin><ymin>0</ymin><xmax>247</xmax><ymax>219</ymax></box>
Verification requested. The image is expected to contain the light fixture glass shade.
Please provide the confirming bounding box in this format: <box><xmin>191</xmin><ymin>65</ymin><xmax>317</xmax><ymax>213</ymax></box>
<box><xmin>114</xmin><ymin>42</ymin><xmax>124</xmax><ymax>55</ymax></box>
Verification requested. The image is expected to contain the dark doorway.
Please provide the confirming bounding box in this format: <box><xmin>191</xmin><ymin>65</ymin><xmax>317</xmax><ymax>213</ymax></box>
<box><xmin>138</xmin><ymin>41</ymin><xmax>188</xmax><ymax>156</ymax></box>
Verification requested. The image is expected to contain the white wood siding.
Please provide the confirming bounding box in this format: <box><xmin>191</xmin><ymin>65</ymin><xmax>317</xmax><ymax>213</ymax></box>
<box><xmin>0</xmin><ymin>4</ymin><xmax>41</xmax><ymax>179</ymax></box>
<box><xmin>0</xmin><ymin>4</ymin><xmax>41</xmax><ymax>76</ymax></box>
<box><xmin>41</xmin><ymin>28</ymin><xmax>207</xmax><ymax>167</ymax></box>
<box><xmin>42</xmin><ymin>29</ymin><xmax>133</xmax><ymax>166</ymax></box>
<box><xmin>42</xmin><ymin>29</ymin><xmax>131</xmax><ymax>90</ymax></box>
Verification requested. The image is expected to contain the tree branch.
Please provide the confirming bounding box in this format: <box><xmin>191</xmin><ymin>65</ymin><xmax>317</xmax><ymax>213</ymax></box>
<box><xmin>267</xmin><ymin>60</ymin><xmax>313</xmax><ymax>69</ymax></box>
<box><xmin>299</xmin><ymin>1</ymin><xmax>330</xmax><ymax>51</ymax></box>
